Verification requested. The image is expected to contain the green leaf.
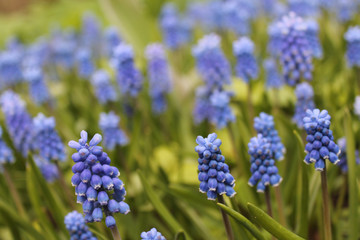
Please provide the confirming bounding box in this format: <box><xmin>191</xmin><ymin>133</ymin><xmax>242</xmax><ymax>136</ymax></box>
<box><xmin>138</xmin><ymin>170</ymin><xmax>191</xmax><ymax>239</ymax></box>
<box><xmin>344</xmin><ymin>109</ymin><xmax>358</xmax><ymax>240</ymax></box>
<box><xmin>217</xmin><ymin>203</ymin><xmax>265</xmax><ymax>240</ymax></box>
<box><xmin>174</xmin><ymin>231</ymin><xmax>186</xmax><ymax>240</ymax></box>
<box><xmin>247</xmin><ymin>203</ymin><xmax>305</xmax><ymax>240</ymax></box>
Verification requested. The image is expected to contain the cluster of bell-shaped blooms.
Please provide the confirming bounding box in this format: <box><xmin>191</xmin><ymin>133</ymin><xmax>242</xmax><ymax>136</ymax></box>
<box><xmin>221</xmin><ymin>0</ymin><xmax>251</xmax><ymax>35</ymax></box>
<box><xmin>305</xmin><ymin>20</ymin><xmax>323</xmax><ymax>59</ymax></box>
<box><xmin>90</xmin><ymin>70</ymin><xmax>117</xmax><ymax>105</ymax></box>
<box><xmin>64</xmin><ymin>211</ymin><xmax>97</xmax><ymax>240</ymax></box>
<box><xmin>248</xmin><ymin>134</ymin><xmax>282</xmax><ymax>192</ymax></box>
<box><xmin>141</xmin><ymin>228</ymin><xmax>166</xmax><ymax>240</ymax></box>
<box><xmin>99</xmin><ymin>112</ymin><xmax>128</xmax><ymax>150</ymax></box>
<box><xmin>68</xmin><ymin>131</ymin><xmax>130</xmax><ymax>228</ymax></box>
<box><xmin>103</xmin><ymin>26</ymin><xmax>122</xmax><ymax>58</ymax></box>
<box><xmin>233</xmin><ymin>37</ymin><xmax>258</xmax><ymax>83</ymax></box>
<box><xmin>0</xmin><ymin>91</ymin><xmax>33</xmax><ymax>157</ymax></box>
<box><xmin>293</xmin><ymin>82</ymin><xmax>315</xmax><ymax>128</ymax></box>
<box><xmin>145</xmin><ymin>43</ymin><xmax>173</xmax><ymax>114</ymax></box>
<box><xmin>195</xmin><ymin>133</ymin><xmax>236</xmax><ymax>200</ymax></box>
<box><xmin>0</xmin><ymin>126</ymin><xmax>14</xmax><ymax>171</ymax></box>
<box><xmin>0</xmin><ymin>48</ymin><xmax>23</xmax><ymax>88</ymax></box>
<box><xmin>337</xmin><ymin>137</ymin><xmax>360</xmax><ymax>173</ymax></box>
<box><xmin>81</xmin><ymin>12</ymin><xmax>101</xmax><ymax>55</ymax></box>
<box><xmin>334</xmin><ymin>0</ymin><xmax>358</xmax><ymax>23</ymax></box>
<box><xmin>50</xmin><ymin>29</ymin><xmax>77</xmax><ymax>70</ymax></box>
<box><xmin>263</xmin><ymin>58</ymin><xmax>283</xmax><ymax>89</ymax></box>
<box><xmin>267</xmin><ymin>22</ymin><xmax>282</xmax><ymax>57</ymax></box>
<box><xmin>303</xmin><ymin>109</ymin><xmax>341</xmax><ymax>171</ymax></box>
<box><xmin>76</xmin><ymin>48</ymin><xmax>94</xmax><ymax>78</ymax></box>
<box><xmin>278</xmin><ymin>12</ymin><xmax>313</xmax><ymax>86</ymax></box>
<box><xmin>112</xmin><ymin>43</ymin><xmax>143</xmax><ymax>98</ymax></box>
<box><xmin>344</xmin><ymin>26</ymin><xmax>360</xmax><ymax>67</ymax></box>
<box><xmin>254</xmin><ymin>112</ymin><xmax>285</xmax><ymax>161</ymax></box>
<box><xmin>159</xmin><ymin>3</ymin><xmax>192</xmax><ymax>50</ymax></box>
<box><xmin>288</xmin><ymin>0</ymin><xmax>320</xmax><ymax>18</ymax></box>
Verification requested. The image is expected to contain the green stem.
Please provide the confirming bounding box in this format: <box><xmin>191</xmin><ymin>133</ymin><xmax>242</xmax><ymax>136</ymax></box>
<box><xmin>218</xmin><ymin>195</ymin><xmax>235</xmax><ymax>240</ymax></box>
<box><xmin>274</xmin><ymin>186</ymin><xmax>287</xmax><ymax>227</ymax></box>
<box><xmin>110</xmin><ymin>225</ymin><xmax>122</xmax><ymax>240</ymax></box>
<box><xmin>3</xmin><ymin>167</ymin><xmax>26</xmax><ymax>218</ymax></box>
<box><xmin>55</xmin><ymin>161</ymin><xmax>76</xmax><ymax>208</ymax></box>
<box><xmin>247</xmin><ymin>84</ymin><xmax>255</xmax><ymax>134</ymax></box>
<box><xmin>265</xmin><ymin>187</ymin><xmax>273</xmax><ymax>217</ymax></box>
<box><xmin>227</xmin><ymin>125</ymin><xmax>242</xmax><ymax>176</ymax></box>
<box><xmin>320</xmin><ymin>165</ymin><xmax>332</xmax><ymax>240</ymax></box>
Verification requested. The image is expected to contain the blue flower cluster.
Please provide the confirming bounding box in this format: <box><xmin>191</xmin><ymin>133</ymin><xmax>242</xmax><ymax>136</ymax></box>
<box><xmin>254</xmin><ymin>113</ymin><xmax>285</xmax><ymax>161</ymax></box>
<box><xmin>303</xmin><ymin>109</ymin><xmax>340</xmax><ymax>171</ymax></box>
<box><xmin>233</xmin><ymin>37</ymin><xmax>258</xmax><ymax>83</ymax></box>
<box><xmin>305</xmin><ymin>20</ymin><xmax>323</xmax><ymax>59</ymax></box>
<box><xmin>23</xmin><ymin>66</ymin><xmax>50</xmax><ymax>105</ymax></box>
<box><xmin>334</xmin><ymin>0</ymin><xmax>357</xmax><ymax>23</ymax></box>
<box><xmin>90</xmin><ymin>70</ymin><xmax>117</xmax><ymax>104</ymax></box>
<box><xmin>195</xmin><ymin>133</ymin><xmax>236</xmax><ymax>201</ymax></box>
<box><xmin>68</xmin><ymin>131</ymin><xmax>130</xmax><ymax>227</ymax></box>
<box><xmin>267</xmin><ymin>22</ymin><xmax>282</xmax><ymax>57</ymax></box>
<box><xmin>344</xmin><ymin>26</ymin><xmax>360</xmax><ymax>67</ymax></box>
<box><xmin>81</xmin><ymin>12</ymin><xmax>101</xmax><ymax>54</ymax></box>
<box><xmin>293</xmin><ymin>82</ymin><xmax>315</xmax><ymax>128</ymax></box>
<box><xmin>112</xmin><ymin>43</ymin><xmax>143</xmax><ymax>97</ymax></box>
<box><xmin>0</xmin><ymin>49</ymin><xmax>23</xmax><ymax>87</ymax></box>
<box><xmin>278</xmin><ymin>12</ymin><xmax>313</xmax><ymax>86</ymax></box>
<box><xmin>288</xmin><ymin>0</ymin><xmax>320</xmax><ymax>18</ymax></box>
<box><xmin>103</xmin><ymin>26</ymin><xmax>122</xmax><ymax>58</ymax></box>
<box><xmin>99</xmin><ymin>112</ymin><xmax>128</xmax><ymax>150</ymax></box>
<box><xmin>337</xmin><ymin>137</ymin><xmax>360</xmax><ymax>173</ymax></box>
<box><xmin>0</xmin><ymin>126</ymin><xmax>14</xmax><ymax>170</ymax></box>
<box><xmin>76</xmin><ymin>48</ymin><xmax>94</xmax><ymax>78</ymax></box>
<box><xmin>64</xmin><ymin>211</ymin><xmax>97</xmax><ymax>240</ymax></box>
<box><xmin>51</xmin><ymin>31</ymin><xmax>77</xmax><ymax>70</ymax></box>
<box><xmin>248</xmin><ymin>134</ymin><xmax>282</xmax><ymax>192</ymax></box>
<box><xmin>141</xmin><ymin>228</ymin><xmax>166</xmax><ymax>240</ymax></box>
<box><xmin>0</xmin><ymin>91</ymin><xmax>33</xmax><ymax>157</ymax></box>
<box><xmin>159</xmin><ymin>3</ymin><xmax>192</xmax><ymax>50</ymax></box>
<box><xmin>145</xmin><ymin>43</ymin><xmax>172</xmax><ymax>114</ymax></box>
<box><xmin>263</xmin><ymin>58</ymin><xmax>283</xmax><ymax>89</ymax></box>
<box><xmin>222</xmin><ymin>0</ymin><xmax>251</xmax><ymax>35</ymax></box>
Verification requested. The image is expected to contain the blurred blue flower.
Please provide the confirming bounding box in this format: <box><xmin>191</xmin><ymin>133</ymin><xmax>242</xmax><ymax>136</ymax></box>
<box><xmin>76</xmin><ymin>48</ymin><xmax>94</xmax><ymax>78</ymax></box>
<box><xmin>267</xmin><ymin>22</ymin><xmax>282</xmax><ymax>57</ymax></box>
<box><xmin>344</xmin><ymin>26</ymin><xmax>360</xmax><ymax>67</ymax></box>
<box><xmin>293</xmin><ymin>82</ymin><xmax>315</xmax><ymax>128</ymax></box>
<box><xmin>254</xmin><ymin>112</ymin><xmax>285</xmax><ymax>161</ymax></box>
<box><xmin>263</xmin><ymin>58</ymin><xmax>283</xmax><ymax>89</ymax></box>
<box><xmin>68</xmin><ymin>131</ymin><xmax>130</xmax><ymax>225</ymax></box>
<box><xmin>145</xmin><ymin>43</ymin><xmax>172</xmax><ymax>114</ymax></box>
<box><xmin>23</xmin><ymin>66</ymin><xmax>51</xmax><ymax>105</ymax></box>
<box><xmin>195</xmin><ymin>133</ymin><xmax>236</xmax><ymax>200</ymax></box>
<box><xmin>51</xmin><ymin>32</ymin><xmax>77</xmax><ymax>70</ymax></box>
<box><xmin>337</xmin><ymin>137</ymin><xmax>360</xmax><ymax>173</ymax></box>
<box><xmin>33</xmin><ymin>113</ymin><xmax>65</xmax><ymax>162</ymax></box>
<box><xmin>34</xmin><ymin>156</ymin><xmax>59</xmax><ymax>182</ymax></box>
<box><xmin>209</xmin><ymin>90</ymin><xmax>236</xmax><ymax>129</ymax></box>
<box><xmin>305</xmin><ymin>20</ymin><xmax>323</xmax><ymax>59</ymax></box>
<box><xmin>248</xmin><ymin>134</ymin><xmax>282</xmax><ymax>192</ymax></box>
<box><xmin>141</xmin><ymin>228</ymin><xmax>166</xmax><ymax>240</ymax></box>
<box><xmin>278</xmin><ymin>12</ymin><xmax>313</xmax><ymax>86</ymax></box>
<box><xmin>0</xmin><ymin>91</ymin><xmax>33</xmax><ymax>157</ymax></box>
<box><xmin>192</xmin><ymin>34</ymin><xmax>231</xmax><ymax>89</ymax></box>
<box><xmin>288</xmin><ymin>0</ymin><xmax>320</xmax><ymax>18</ymax></box>
<box><xmin>103</xmin><ymin>26</ymin><xmax>122</xmax><ymax>58</ymax></box>
<box><xmin>91</xmin><ymin>70</ymin><xmax>117</xmax><ymax>104</ymax></box>
<box><xmin>99</xmin><ymin>112</ymin><xmax>129</xmax><ymax>150</ymax></box>
<box><xmin>222</xmin><ymin>0</ymin><xmax>251</xmax><ymax>35</ymax></box>
<box><xmin>335</xmin><ymin>0</ymin><xmax>357</xmax><ymax>22</ymax></box>
<box><xmin>0</xmin><ymin>50</ymin><xmax>23</xmax><ymax>87</ymax></box>
<box><xmin>233</xmin><ymin>37</ymin><xmax>258</xmax><ymax>83</ymax></box>
<box><xmin>303</xmin><ymin>109</ymin><xmax>340</xmax><ymax>171</ymax></box>
<box><xmin>81</xmin><ymin>12</ymin><xmax>101</xmax><ymax>54</ymax></box>
<box><xmin>65</xmin><ymin>211</ymin><xmax>97</xmax><ymax>240</ymax></box>
<box><xmin>112</xmin><ymin>43</ymin><xmax>143</xmax><ymax>97</ymax></box>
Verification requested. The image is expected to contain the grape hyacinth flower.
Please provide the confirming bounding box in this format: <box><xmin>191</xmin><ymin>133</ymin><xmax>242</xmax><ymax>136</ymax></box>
<box><xmin>305</xmin><ymin>20</ymin><xmax>323</xmax><ymax>59</ymax></box>
<box><xmin>263</xmin><ymin>58</ymin><xmax>283</xmax><ymax>89</ymax></box>
<box><xmin>337</xmin><ymin>137</ymin><xmax>360</xmax><ymax>173</ymax></box>
<box><xmin>76</xmin><ymin>48</ymin><xmax>94</xmax><ymax>78</ymax></box>
<box><xmin>248</xmin><ymin>134</ymin><xmax>282</xmax><ymax>192</ymax></box>
<box><xmin>293</xmin><ymin>82</ymin><xmax>315</xmax><ymax>128</ymax></box>
<box><xmin>91</xmin><ymin>70</ymin><xmax>117</xmax><ymax>104</ymax></box>
<box><xmin>335</xmin><ymin>0</ymin><xmax>357</xmax><ymax>23</ymax></box>
<box><xmin>354</xmin><ymin>96</ymin><xmax>360</xmax><ymax>117</ymax></box>
<box><xmin>209</xmin><ymin>90</ymin><xmax>236</xmax><ymax>129</ymax></box>
<box><xmin>344</xmin><ymin>26</ymin><xmax>360</xmax><ymax>67</ymax></box>
<box><xmin>81</xmin><ymin>12</ymin><xmax>101</xmax><ymax>53</ymax></box>
<box><xmin>99</xmin><ymin>112</ymin><xmax>129</xmax><ymax>150</ymax></box>
<box><xmin>68</xmin><ymin>131</ymin><xmax>130</xmax><ymax>227</ymax></box>
<box><xmin>145</xmin><ymin>43</ymin><xmax>172</xmax><ymax>114</ymax></box>
<box><xmin>195</xmin><ymin>133</ymin><xmax>236</xmax><ymax>200</ymax></box>
<box><xmin>65</xmin><ymin>211</ymin><xmax>97</xmax><ymax>240</ymax></box>
<box><xmin>192</xmin><ymin>34</ymin><xmax>231</xmax><ymax>89</ymax></box>
<box><xmin>141</xmin><ymin>228</ymin><xmax>166</xmax><ymax>240</ymax></box>
<box><xmin>233</xmin><ymin>37</ymin><xmax>258</xmax><ymax>83</ymax></box>
<box><xmin>33</xmin><ymin>113</ymin><xmax>66</xmax><ymax>162</ymax></box>
<box><xmin>222</xmin><ymin>0</ymin><xmax>250</xmax><ymax>35</ymax></box>
<box><xmin>112</xmin><ymin>43</ymin><xmax>143</xmax><ymax>97</ymax></box>
<box><xmin>303</xmin><ymin>109</ymin><xmax>340</xmax><ymax>170</ymax></box>
<box><xmin>0</xmin><ymin>50</ymin><xmax>23</xmax><ymax>87</ymax></box>
<box><xmin>0</xmin><ymin>91</ymin><xmax>33</xmax><ymax>157</ymax></box>
<box><xmin>288</xmin><ymin>0</ymin><xmax>320</xmax><ymax>18</ymax></box>
<box><xmin>103</xmin><ymin>26</ymin><xmax>122</xmax><ymax>58</ymax></box>
<box><xmin>34</xmin><ymin>156</ymin><xmax>59</xmax><ymax>182</ymax></box>
<box><xmin>23</xmin><ymin>66</ymin><xmax>51</xmax><ymax>105</ymax></box>
<box><xmin>51</xmin><ymin>34</ymin><xmax>76</xmax><ymax>70</ymax></box>
<box><xmin>254</xmin><ymin>113</ymin><xmax>285</xmax><ymax>161</ymax></box>
<box><xmin>278</xmin><ymin>12</ymin><xmax>313</xmax><ymax>86</ymax></box>
<box><xmin>193</xmin><ymin>87</ymin><xmax>212</xmax><ymax>125</ymax></box>
<box><xmin>267</xmin><ymin>22</ymin><xmax>282</xmax><ymax>57</ymax></box>
<box><xmin>0</xmin><ymin>126</ymin><xmax>14</xmax><ymax>170</ymax></box>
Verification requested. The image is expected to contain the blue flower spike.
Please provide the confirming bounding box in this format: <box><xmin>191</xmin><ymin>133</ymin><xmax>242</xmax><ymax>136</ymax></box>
<box><xmin>141</xmin><ymin>228</ymin><xmax>166</xmax><ymax>240</ymax></box>
<box><xmin>68</xmin><ymin>131</ymin><xmax>130</xmax><ymax>227</ymax></box>
<box><xmin>303</xmin><ymin>109</ymin><xmax>341</xmax><ymax>171</ymax></box>
<box><xmin>195</xmin><ymin>133</ymin><xmax>236</xmax><ymax>200</ymax></box>
<box><xmin>248</xmin><ymin>134</ymin><xmax>283</xmax><ymax>193</ymax></box>
<box><xmin>337</xmin><ymin>137</ymin><xmax>360</xmax><ymax>173</ymax></box>
<box><xmin>344</xmin><ymin>26</ymin><xmax>360</xmax><ymax>68</ymax></box>
<box><xmin>293</xmin><ymin>82</ymin><xmax>315</xmax><ymax>128</ymax></box>
<box><xmin>99</xmin><ymin>112</ymin><xmax>128</xmax><ymax>150</ymax></box>
<box><xmin>233</xmin><ymin>36</ymin><xmax>258</xmax><ymax>83</ymax></box>
<box><xmin>64</xmin><ymin>211</ymin><xmax>97</xmax><ymax>240</ymax></box>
